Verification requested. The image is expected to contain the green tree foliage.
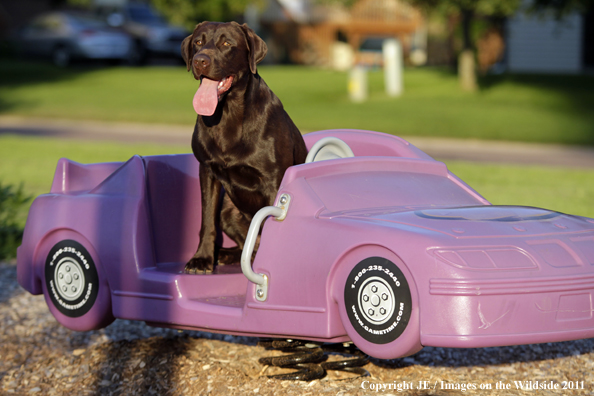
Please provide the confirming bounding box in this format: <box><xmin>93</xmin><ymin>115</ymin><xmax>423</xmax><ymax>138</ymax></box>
<box><xmin>61</xmin><ymin>0</ymin><xmax>255</xmax><ymax>27</ymax></box>
<box><xmin>151</xmin><ymin>0</ymin><xmax>254</xmax><ymax>28</ymax></box>
<box><xmin>65</xmin><ymin>0</ymin><xmax>92</xmax><ymax>7</ymax></box>
<box><xmin>0</xmin><ymin>183</ymin><xmax>31</xmax><ymax>260</ymax></box>
<box><xmin>405</xmin><ymin>0</ymin><xmax>589</xmax><ymax>90</ymax></box>
<box><xmin>407</xmin><ymin>0</ymin><xmax>521</xmax><ymax>90</ymax></box>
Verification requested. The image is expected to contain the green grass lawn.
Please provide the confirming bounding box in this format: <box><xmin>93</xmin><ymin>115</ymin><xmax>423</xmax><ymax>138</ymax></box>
<box><xmin>447</xmin><ymin>161</ymin><xmax>594</xmax><ymax>218</ymax></box>
<box><xmin>1</xmin><ymin>135</ymin><xmax>593</xmax><ymax>225</ymax></box>
<box><xmin>1</xmin><ymin>60</ymin><xmax>594</xmax><ymax>145</ymax></box>
<box><xmin>0</xmin><ymin>135</ymin><xmax>190</xmax><ymax>199</ymax></box>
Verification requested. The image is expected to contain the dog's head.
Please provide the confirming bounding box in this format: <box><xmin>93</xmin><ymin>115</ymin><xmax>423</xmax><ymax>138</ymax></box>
<box><xmin>181</xmin><ymin>22</ymin><xmax>267</xmax><ymax>116</ymax></box>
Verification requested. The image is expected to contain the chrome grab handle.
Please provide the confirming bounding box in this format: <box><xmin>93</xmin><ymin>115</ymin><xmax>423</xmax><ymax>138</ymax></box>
<box><xmin>241</xmin><ymin>194</ymin><xmax>291</xmax><ymax>302</ymax></box>
<box><xmin>305</xmin><ymin>136</ymin><xmax>355</xmax><ymax>163</ymax></box>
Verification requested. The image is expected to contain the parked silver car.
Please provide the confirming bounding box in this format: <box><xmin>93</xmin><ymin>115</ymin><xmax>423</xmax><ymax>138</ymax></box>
<box><xmin>16</xmin><ymin>11</ymin><xmax>132</xmax><ymax>67</ymax></box>
<box><xmin>94</xmin><ymin>3</ymin><xmax>188</xmax><ymax>65</ymax></box>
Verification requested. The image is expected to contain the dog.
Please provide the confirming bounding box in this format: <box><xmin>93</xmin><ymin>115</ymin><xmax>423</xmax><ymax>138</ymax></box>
<box><xmin>181</xmin><ymin>21</ymin><xmax>307</xmax><ymax>274</ymax></box>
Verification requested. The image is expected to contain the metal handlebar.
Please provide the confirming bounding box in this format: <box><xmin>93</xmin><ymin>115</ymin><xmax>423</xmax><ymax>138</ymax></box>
<box><xmin>241</xmin><ymin>194</ymin><xmax>291</xmax><ymax>302</ymax></box>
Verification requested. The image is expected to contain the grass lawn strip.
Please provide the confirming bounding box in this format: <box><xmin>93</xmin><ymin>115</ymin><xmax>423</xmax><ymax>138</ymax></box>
<box><xmin>1</xmin><ymin>61</ymin><xmax>593</xmax><ymax>145</ymax></box>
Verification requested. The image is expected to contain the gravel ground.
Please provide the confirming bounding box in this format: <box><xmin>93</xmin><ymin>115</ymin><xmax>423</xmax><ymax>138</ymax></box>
<box><xmin>2</xmin><ymin>260</ymin><xmax>594</xmax><ymax>396</ymax></box>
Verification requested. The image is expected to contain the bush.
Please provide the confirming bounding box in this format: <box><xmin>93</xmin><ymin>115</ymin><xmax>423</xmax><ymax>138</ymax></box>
<box><xmin>0</xmin><ymin>183</ymin><xmax>32</xmax><ymax>260</ymax></box>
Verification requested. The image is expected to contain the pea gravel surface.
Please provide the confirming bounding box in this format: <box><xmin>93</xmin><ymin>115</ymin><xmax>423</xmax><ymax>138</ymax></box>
<box><xmin>2</xmin><ymin>261</ymin><xmax>594</xmax><ymax>396</ymax></box>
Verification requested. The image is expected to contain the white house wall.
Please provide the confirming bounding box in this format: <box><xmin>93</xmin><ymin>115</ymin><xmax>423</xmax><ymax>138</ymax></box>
<box><xmin>507</xmin><ymin>12</ymin><xmax>583</xmax><ymax>73</ymax></box>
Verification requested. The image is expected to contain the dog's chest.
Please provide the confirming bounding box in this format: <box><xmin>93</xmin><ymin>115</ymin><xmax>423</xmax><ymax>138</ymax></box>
<box><xmin>194</xmin><ymin>133</ymin><xmax>263</xmax><ymax>187</ymax></box>
<box><xmin>195</xmin><ymin>134</ymin><xmax>238</xmax><ymax>167</ymax></box>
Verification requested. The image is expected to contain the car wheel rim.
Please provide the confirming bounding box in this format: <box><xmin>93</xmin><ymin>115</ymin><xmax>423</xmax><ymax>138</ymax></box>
<box><xmin>54</xmin><ymin>257</ymin><xmax>85</xmax><ymax>301</ymax></box>
<box><xmin>53</xmin><ymin>48</ymin><xmax>70</xmax><ymax>67</ymax></box>
<box><xmin>358</xmin><ymin>276</ymin><xmax>395</xmax><ymax>325</ymax></box>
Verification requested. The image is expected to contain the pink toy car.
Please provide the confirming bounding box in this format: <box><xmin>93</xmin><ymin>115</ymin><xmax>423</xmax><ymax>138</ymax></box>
<box><xmin>17</xmin><ymin>129</ymin><xmax>594</xmax><ymax>360</ymax></box>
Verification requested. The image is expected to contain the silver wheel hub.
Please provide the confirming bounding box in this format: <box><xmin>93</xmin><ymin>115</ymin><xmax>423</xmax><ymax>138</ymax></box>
<box><xmin>54</xmin><ymin>257</ymin><xmax>84</xmax><ymax>301</ymax></box>
<box><xmin>358</xmin><ymin>276</ymin><xmax>395</xmax><ymax>325</ymax></box>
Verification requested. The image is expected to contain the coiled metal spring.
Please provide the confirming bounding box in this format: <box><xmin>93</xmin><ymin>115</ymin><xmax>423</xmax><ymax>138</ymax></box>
<box><xmin>258</xmin><ymin>339</ymin><xmax>370</xmax><ymax>381</ymax></box>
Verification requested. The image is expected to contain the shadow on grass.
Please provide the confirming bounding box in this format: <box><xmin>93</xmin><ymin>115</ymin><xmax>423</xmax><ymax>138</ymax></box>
<box><xmin>0</xmin><ymin>58</ymin><xmax>113</xmax><ymax>87</ymax></box>
<box><xmin>0</xmin><ymin>58</ymin><xmax>112</xmax><ymax>113</ymax></box>
<box><xmin>478</xmin><ymin>73</ymin><xmax>594</xmax><ymax>145</ymax></box>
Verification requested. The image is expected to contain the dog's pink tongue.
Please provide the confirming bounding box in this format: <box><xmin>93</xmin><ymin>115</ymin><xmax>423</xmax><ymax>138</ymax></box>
<box><xmin>193</xmin><ymin>78</ymin><xmax>219</xmax><ymax>116</ymax></box>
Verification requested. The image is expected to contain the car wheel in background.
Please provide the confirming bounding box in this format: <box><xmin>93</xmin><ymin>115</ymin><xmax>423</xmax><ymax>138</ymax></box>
<box><xmin>52</xmin><ymin>45</ymin><xmax>71</xmax><ymax>67</ymax></box>
<box><xmin>127</xmin><ymin>41</ymin><xmax>148</xmax><ymax>66</ymax></box>
<box><xmin>43</xmin><ymin>239</ymin><xmax>114</xmax><ymax>330</ymax></box>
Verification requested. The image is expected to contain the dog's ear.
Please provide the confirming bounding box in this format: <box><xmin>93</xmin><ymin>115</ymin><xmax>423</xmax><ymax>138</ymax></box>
<box><xmin>181</xmin><ymin>22</ymin><xmax>209</xmax><ymax>72</ymax></box>
<box><xmin>236</xmin><ymin>22</ymin><xmax>267</xmax><ymax>74</ymax></box>
<box><xmin>181</xmin><ymin>33</ymin><xmax>194</xmax><ymax>72</ymax></box>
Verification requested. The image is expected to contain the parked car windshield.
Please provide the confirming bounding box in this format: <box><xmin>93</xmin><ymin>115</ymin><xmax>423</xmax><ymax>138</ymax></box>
<box><xmin>66</xmin><ymin>14</ymin><xmax>110</xmax><ymax>30</ymax></box>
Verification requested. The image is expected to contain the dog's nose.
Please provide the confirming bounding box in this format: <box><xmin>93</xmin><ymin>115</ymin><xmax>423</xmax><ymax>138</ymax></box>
<box><xmin>194</xmin><ymin>54</ymin><xmax>211</xmax><ymax>70</ymax></box>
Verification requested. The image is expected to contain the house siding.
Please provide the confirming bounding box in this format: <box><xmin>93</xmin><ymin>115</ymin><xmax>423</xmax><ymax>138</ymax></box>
<box><xmin>507</xmin><ymin>12</ymin><xmax>583</xmax><ymax>73</ymax></box>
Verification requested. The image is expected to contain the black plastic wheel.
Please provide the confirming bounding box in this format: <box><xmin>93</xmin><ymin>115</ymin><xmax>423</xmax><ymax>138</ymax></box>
<box><xmin>127</xmin><ymin>41</ymin><xmax>148</xmax><ymax>66</ymax></box>
<box><xmin>45</xmin><ymin>240</ymin><xmax>100</xmax><ymax>318</ymax></box>
<box><xmin>344</xmin><ymin>257</ymin><xmax>412</xmax><ymax>344</ymax></box>
<box><xmin>52</xmin><ymin>45</ymin><xmax>71</xmax><ymax>67</ymax></box>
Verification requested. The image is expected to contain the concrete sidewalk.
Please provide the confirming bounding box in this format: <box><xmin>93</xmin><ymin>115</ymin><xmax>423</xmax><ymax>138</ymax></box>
<box><xmin>2</xmin><ymin>115</ymin><xmax>594</xmax><ymax>168</ymax></box>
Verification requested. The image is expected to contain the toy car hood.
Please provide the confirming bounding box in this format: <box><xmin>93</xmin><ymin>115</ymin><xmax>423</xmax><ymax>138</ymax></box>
<box><xmin>320</xmin><ymin>205</ymin><xmax>594</xmax><ymax>239</ymax></box>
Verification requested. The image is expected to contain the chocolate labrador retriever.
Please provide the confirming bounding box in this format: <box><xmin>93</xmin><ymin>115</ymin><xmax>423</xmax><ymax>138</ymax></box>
<box><xmin>181</xmin><ymin>22</ymin><xmax>307</xmax><ymax>273</ymax></box>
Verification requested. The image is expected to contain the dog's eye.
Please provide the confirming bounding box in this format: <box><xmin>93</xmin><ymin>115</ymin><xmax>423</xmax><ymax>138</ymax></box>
<box><xmin>223</xmin><ymin>41</ymin><xmax>232</xmax><ymax>47</ymax></box>
<box><xmin>196</xmin><ymin>40</ymin><xmax>203</xmax><ymax>46</ymax></box>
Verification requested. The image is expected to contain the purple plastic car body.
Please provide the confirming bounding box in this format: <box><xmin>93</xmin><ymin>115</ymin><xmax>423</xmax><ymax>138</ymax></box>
<box><xmin>17</xmin><ymin>129</ymin><xmax>594</xmax><ymax>360</ymax></box>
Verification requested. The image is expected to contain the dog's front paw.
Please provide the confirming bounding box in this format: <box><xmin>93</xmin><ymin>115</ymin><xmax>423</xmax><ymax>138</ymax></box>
<box><xmin>217</xmin><ymin>247</ymin><xmax>242</xmax><ymax>265</ymax></box>
<box><xmin>185</xmin><ymin>256</ymin><xmax>214</xmax><ymax>274</ymax></box>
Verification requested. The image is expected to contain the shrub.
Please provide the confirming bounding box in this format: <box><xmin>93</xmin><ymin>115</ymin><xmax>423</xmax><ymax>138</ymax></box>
<box><xmin>0</xmin><ymin>183</ymin><xmax>32</xmax><ymax>260</ymax></box>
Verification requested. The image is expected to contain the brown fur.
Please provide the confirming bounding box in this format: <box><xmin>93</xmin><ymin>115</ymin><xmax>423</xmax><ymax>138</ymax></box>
<box><xmin>181</xmin><ymin>22</ymin><xmax>307</xmax><ymax>273</ymax></box>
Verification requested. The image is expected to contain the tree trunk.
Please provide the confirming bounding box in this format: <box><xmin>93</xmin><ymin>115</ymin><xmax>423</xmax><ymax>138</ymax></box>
<box><xmin>459</xmin><ymin>8</ymin><xmax>477</xmax><ymax>92</ymax></box>
<box><xmin>459</xmin><ymin>50</ymin><xmax>477</xmax><ymax>91</ymax></box>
